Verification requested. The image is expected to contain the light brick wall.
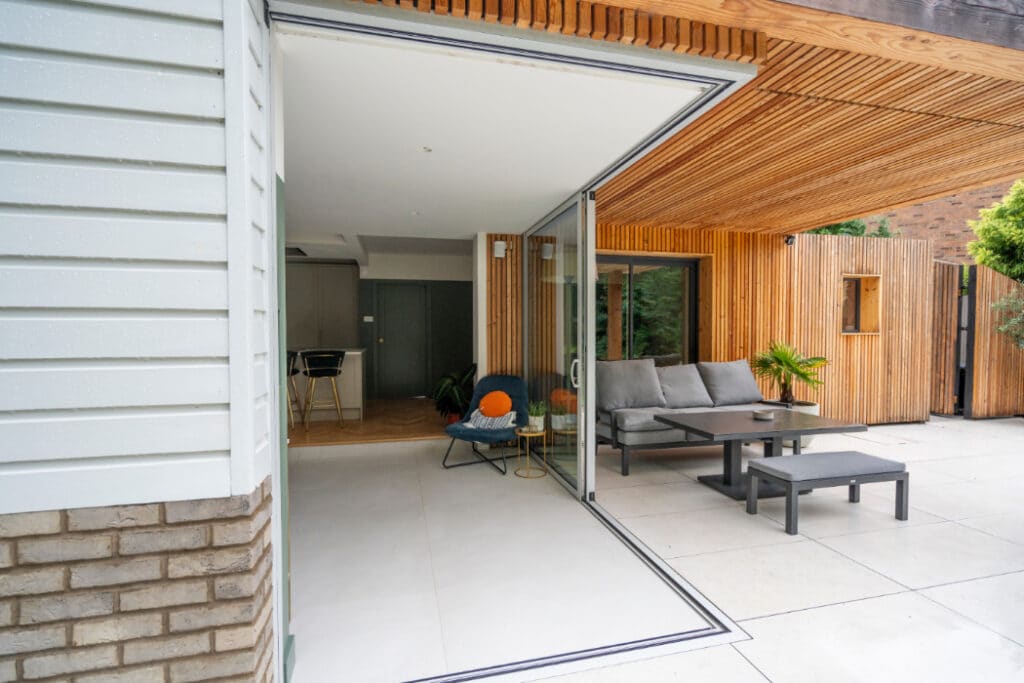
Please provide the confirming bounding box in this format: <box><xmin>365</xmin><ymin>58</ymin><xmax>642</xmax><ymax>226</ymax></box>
<box><xmin>863</xmin><ymin>180</ymin><xmax>1016</xmax><ymax>264</ymax></box>
<box><xmin>0</xmin><ymin>480</ymin><xmax>274</xmax><ymax>682</ymax></box>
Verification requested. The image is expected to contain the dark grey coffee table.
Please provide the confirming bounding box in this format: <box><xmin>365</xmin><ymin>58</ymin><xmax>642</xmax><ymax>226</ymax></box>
<box><xmin>654</xmin><ymin>410</ymin><xmax>867</xmax><ymax>500</ymax></box>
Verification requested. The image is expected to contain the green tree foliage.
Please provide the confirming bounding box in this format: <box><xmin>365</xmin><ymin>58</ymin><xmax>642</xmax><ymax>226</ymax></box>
<box><xmin>992</xmin><ymin>291</ymin><xmax>1024</xmax><ymax>349</ymax></box>
<box><xmin>967</xmin><ymin>179</ymin><xmax>1024</xmax><ymax>283</ymax></box>
<box><xmin>595</xmin><ymin>266</ymin><xmax>687</xmax><ymax>361</ymax></box>
<box><xmin>807</xmin><ymin>218</ymin><xmax>897</xmax><ymax>237</ymax></box>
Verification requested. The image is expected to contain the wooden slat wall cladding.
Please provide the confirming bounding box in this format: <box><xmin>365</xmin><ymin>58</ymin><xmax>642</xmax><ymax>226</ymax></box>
<box><xmin>968</xmin><ymin>267</ymin><xmax>1024</xmax><ymax>419</ymax></box>
<box><xmin>596</xmin><ymin>225</ymin><xmax>932</xmax><ymax>424</ymax></box>
<box><xmin>526</xmin><ymin>234</ymin><xmax>558</xmax><ymax>383</ymax></box>
<box><xmin>356</xmin><ymin>0</ymin><xmax>767</xmax><ymax>63</ymax></box>
<box><xmin>487</xmin><ymin>234</ymin><xmax>523</xmax><ymax>375</ymax></box>
<box><xmin>598</xmin><ymin>36</ymin><xmax>1024</xmax><ymax>234</ymax></box>
<box><xmin>931</xmin><ymin>261</ymin><xmax>961</xmax><ymax>416</ymax></box>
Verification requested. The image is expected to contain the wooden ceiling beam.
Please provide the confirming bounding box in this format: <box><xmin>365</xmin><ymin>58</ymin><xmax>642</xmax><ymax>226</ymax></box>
<box><xmin>606</xmin><ymin>0</ymin><xmax>1024</xmax><ymax>82</ymax></box>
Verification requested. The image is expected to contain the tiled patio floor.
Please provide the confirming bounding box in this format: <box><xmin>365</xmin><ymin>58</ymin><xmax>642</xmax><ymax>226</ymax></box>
<box><xmin>289</xmin><ymin>416</ymin><xmax>1024</xmax><ymax>682</ymax></box>
<box><xmin>543</xmin><ymin>415</ymin><xmax>1024</xmax><ymax>682</ymax></box>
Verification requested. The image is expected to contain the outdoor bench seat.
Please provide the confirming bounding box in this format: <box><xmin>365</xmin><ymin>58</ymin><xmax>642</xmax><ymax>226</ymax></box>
<box><xmin>746</xmin><ymin>451</ymin><xmax>908</xmax><ymax>535</ymax></box>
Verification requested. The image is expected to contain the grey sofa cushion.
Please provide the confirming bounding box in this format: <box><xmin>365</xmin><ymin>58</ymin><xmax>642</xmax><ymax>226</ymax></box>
<box><xmin>697</xmin><ymin>360</ymin><xmax>763</xmax><ymax>406</ymax></box>
<box><xmin>596</xmin><ymin>359</ymin><xmax>666</xmax><ymax>412</ymax></box>
<box><xmin>613</xmin><ymin>407</ymin><xmax>676</xmax><ymax>432</ymax></box>
<box><xmin>657</xmin><ymin>364</ymin><xmax>714</xmax><ymax>408</ymax></box>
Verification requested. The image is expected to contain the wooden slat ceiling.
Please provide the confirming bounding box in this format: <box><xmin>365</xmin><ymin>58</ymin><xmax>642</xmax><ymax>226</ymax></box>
<box><xmin>359</xmin><ymin>0</ymin><xmax>1024</xmax><ymax>233</ymax></box>
<box><xmin>598</xmin><ymin>37</ymin><xmax>1024</xmax><ymax>233</ymax></box>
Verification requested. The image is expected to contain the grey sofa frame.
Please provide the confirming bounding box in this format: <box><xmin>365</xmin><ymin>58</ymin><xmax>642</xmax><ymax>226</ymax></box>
<box><xmin>600</xmin><ymin>403</ymin><xmax>776</xmax><ymax>476</ymax></box>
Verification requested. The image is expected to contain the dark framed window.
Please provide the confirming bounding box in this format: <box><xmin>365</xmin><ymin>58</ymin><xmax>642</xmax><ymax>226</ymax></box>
<box><xmin>842</xmin><ymin>275</ymin><xmax>881</xmax><ymax>334</ymax></box>
<box><xmin>596</xmin><ymin>256</ymin><xmax>699</xmax><ymax>364</ymax></box>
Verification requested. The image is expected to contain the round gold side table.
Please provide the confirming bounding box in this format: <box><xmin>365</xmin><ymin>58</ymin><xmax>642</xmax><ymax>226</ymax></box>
<box><xmin>514</xmin><ymin>427</ymin><xmax>548</xmax><ymax>479</ymax></box>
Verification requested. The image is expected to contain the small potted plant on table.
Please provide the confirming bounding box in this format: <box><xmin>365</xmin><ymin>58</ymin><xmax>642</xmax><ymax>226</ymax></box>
<box><xmin>527</xmin><ymin>401</ymin><xmax>547</xmax><ymax>433</ymax></box>
<box><xmin>751</xmin><ymin>341</ymin><xmax>828</xmax><ymax>447</ymax></box>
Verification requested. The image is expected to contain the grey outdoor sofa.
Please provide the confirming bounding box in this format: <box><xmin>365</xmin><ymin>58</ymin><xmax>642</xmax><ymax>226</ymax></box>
<box><xmin>596</xmin><ymin>358</ymin><xmax>771</xmax><ymax>475</ymax></box>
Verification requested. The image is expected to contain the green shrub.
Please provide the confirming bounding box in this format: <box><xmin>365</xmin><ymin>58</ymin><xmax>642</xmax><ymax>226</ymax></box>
<box><xmin>968</xmin><ymin>179</ymin><xmax>1024</xmax><ymax>283</ymax></box>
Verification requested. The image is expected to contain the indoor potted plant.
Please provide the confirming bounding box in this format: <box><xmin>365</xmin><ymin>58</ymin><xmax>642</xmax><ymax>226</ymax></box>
<box><xmin>751</xmin><ymin>341</ymin><xmax>828</xmax><ymax>447</ymax></box>
<box><xmin>430</xmin><ymin>363</ymin><xmax>476</xmax><ymax>425</ymax></box>
<box><xmin>527</xmin><ymin>401</ymin><xmax>547</xmax><ymax>432</ymax></box>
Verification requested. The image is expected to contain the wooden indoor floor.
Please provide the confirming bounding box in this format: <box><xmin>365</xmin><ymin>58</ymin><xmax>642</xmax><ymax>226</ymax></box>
<box><xmin>288</xmin><ymin>398</ymin><xmax>448</xmax><ymax>447</ymax></box>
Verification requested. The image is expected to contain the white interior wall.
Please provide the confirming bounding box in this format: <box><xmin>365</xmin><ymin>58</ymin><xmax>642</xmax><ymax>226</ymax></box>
<box><xmin>473</xmin><ymin>234</ymin><xmax>488</xmax><ymax>377</ymax></box>
<box><xmin>359</xmin><ymin>252</ymin><xmax>473</xmax><ymax>281</ymax></box>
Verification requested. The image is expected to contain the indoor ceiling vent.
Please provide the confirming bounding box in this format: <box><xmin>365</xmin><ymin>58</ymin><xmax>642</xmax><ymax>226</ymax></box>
<box><xmin>285</xmin><ymin>246</ymin><xmax>307</xmax><ymax>257</ymax></box>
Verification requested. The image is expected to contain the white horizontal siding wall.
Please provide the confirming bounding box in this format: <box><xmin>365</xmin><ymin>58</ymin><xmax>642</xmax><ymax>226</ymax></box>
<box><xmin>0</xmin><ymin>0</ymin><xmax>276</xmax><ymax>512</ymax></box>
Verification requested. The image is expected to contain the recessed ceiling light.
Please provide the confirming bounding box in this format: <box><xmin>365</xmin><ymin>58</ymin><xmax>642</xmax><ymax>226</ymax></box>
<box><xmin>411</xmin><ymin>211</ymin><xmax>421</xmax><ymax>217</ymax></box>
<box><xmin>420</xmin><ymin>146</ymin><xmax>432</xmax><ymax>153</ymax></box>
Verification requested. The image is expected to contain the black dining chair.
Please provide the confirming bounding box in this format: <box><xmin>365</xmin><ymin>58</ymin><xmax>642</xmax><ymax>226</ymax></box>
<box><xmin>301</xmin><ymin>350</ymin><xmax>346</xmax><ymax>429</ymax></box>
<box><xmin>287</xmin><ymin>351</ymin><xmax>302</xmax><ymax>428</ymax></box>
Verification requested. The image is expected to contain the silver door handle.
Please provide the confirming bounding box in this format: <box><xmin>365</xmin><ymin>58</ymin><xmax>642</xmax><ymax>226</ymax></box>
<box><xmin>570</xmin><ymin>358</ymin><xmax>580</xmax><ymax>389</ymax></box>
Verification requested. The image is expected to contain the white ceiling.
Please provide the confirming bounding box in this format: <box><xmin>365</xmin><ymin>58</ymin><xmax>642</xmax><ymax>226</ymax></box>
<box><xmin>278</xmin><ymin>25</ymin><xmax>709</xmax><ymax>261</ymax></box>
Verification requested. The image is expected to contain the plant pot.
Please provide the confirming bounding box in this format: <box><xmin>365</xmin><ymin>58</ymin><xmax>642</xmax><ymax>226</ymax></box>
<box><xmin>446</xmin><ymin>413</ymin><xmax>461</xmax><ymax>425</ymax></box>
<box><xmin>550</xmin><ymin>414</ymin><xmax>578</xmax><ymax>431</ymax></box>
<box><xmin>527</xmin><ymin>416</ymin><xmax>545</xmax><ymax>433</ymax></box>
<box><xmin>764</xmin><ymin>400</ymin><xmax>819</xmax><ymax>448</ymax></box>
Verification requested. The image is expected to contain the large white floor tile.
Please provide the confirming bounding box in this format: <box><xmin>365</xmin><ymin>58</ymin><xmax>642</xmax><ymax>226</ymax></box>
<box><xmin>290</xmin><ymin>439</ymin><xmax>719</xmax><ymax>682</ymax></box>
<box><xmin>736</xmin><ymin>592</ymin><xmax>1024</xmax><ymax>683</ymax></box>
<box><xmin>913</xmin><ymin>452</ymin><xmax>1024</xmax><ymax>483</ymax></box>
<box><xmin>531</xmin><ymin>644</ymin><xmax>766</xmax><ymax>682</ymax></box>
<box><xmin>819</xmin><ymin>522</ymin><xmax>1024</xmax><ymax>589</ymax></box>
<box><xmin>669</xmin><ymin>540</ymin><xmax>904</xmax><ymax>621</ymax></box>
<box><xmin>922</xmin><ymin>571</ymin><xmax>1024</xmax><ymax>646</ymax></box>
<box><xmin>754</xmin><ymin>485</ymin><xmax>946</xmax><ymax>539</ymax></box>
<box><xmin>960</xmin><ymin>512</ymin><xmax>1024</xmax><ymax>546</ymax></box>
<box><xmin>596</xmin><ymin>479</ymin><xmax>737</xmax><ymax>518</ymax></box>
<box><xmin>621</xmin><ymin>506</ymin><xmax>802</xmax><ymax>559</ymax></box>
<box><xmin>879</xmin><ymin>477</ymin><xmax>1021</xmax><ymax>521</ymax></box>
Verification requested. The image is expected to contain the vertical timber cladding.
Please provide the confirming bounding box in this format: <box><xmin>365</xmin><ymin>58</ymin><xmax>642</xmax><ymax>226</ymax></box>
<box><xmin>931</xmin><ymin>261</ymin><xmax>962</xmax><ymax>415</ymax></box>
<box><xmin>969</xmin><ymin>266</ymin><xmax>1024</xmax><ymax>418</ymax></box>
<box><xmin>486</xmin><ymin>234</ymin><xmax>523</xmax><ymax>375</ymax></box>
<box><xmin>595</xmin><ymin>225</ymin><xmax>933</xmax><ymax>424</ymax></box>
<box><xmin>526</xmin><ymin>234</ymin><xmax>558</xmax><ymax>384</ymax></box>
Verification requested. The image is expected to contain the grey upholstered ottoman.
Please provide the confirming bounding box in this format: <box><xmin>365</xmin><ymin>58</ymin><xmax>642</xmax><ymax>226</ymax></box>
<box><xmin>746</xmin><ymin>451</ymin><xmax>908</xmax><ymax>535</ymax></box>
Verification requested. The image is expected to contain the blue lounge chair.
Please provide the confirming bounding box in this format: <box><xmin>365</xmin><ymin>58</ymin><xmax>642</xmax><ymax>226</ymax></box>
<box><xmin>441</xmin><ymin>375</ymin><xmax>528</xmax><ymax>475</ymax></box>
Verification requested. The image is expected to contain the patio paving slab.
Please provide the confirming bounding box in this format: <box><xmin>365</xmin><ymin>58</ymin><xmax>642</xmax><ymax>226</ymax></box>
<box><xmin>818</xmin><ymin>521</ymin><xmax>1024</xmax><ymax>589</ymax></box>
<box><xmin>596</xmin><ymin>479</ymin><xmax>738</xmax><ymax>518</ymax></box>
<box><xmin>668</xmin><ymin>540</ymin><xmax>904</xmax><ymax>621</ymax></box>
<box><xmin>619</xmin><ymin>505</ymin><xmax>803</xmax><ymax>559</ymax></box>
<box><xmin>921</xmin><ymin>571</ymin><xmax>1024</xmax><ymax>646</ymax></box>
<box><xmin>532</xmin><ymin>643</ymin><xmax>766</xmax><ymax>682</ymax></box>
<box><xmin>736</xmin><ymin>592</ymin><xmax>1024</xmax><ymax>683</ymax></box>
<box><xmin>959</xmin><ymin>512</ymin><xmax>1024</xmax><ymax>546</ymax></box>
<box><xmin>754</xmin><ymin>485</ymin><xmax>947</xmax><ymax>539</ymax></box>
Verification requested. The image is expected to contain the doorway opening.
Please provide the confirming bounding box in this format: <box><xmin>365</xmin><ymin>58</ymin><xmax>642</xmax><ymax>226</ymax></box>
<box><xmin>271</xmin><ymin>3</ymin><xmax>754</xmax><ymax>680</ymax></box>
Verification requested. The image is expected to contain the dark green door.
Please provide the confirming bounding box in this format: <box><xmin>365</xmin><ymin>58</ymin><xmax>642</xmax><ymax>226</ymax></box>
<box><xmin>376</xmin><ymin>282</ymin><xmax>428</xmax><ymax>397</ymax></box>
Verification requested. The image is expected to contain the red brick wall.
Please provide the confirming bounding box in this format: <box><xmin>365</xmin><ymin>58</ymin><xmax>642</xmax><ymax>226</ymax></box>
<box><xmin>863</xmin><ymin>180</ymin><xmax>1016</xmax><ymax>264</ymax></box>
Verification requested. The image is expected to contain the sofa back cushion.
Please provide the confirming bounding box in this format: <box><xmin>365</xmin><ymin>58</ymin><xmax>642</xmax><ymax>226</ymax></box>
<box><xmin>656</xmin><ymin>364</ymin><xmax>714</xmax><ymax>408</ymax></box>
<box><xmin>697</xmin><ymin>360</ymin><xmax>764</xmax><ymax>406</ymax></box>
<box><xmin>596</xmin><ymin>359</ymin><xmax>666</xmax><ymax>412</ymax></box>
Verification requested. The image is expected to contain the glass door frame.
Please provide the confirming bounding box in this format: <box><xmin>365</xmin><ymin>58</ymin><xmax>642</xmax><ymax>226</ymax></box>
<box><xmin>522</xmin><ymin>193</ymin><xmax>592</xmax><ymax>499</ymax></box>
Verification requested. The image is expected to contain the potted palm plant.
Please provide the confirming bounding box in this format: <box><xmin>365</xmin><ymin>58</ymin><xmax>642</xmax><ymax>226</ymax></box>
<box><xmin>430</xmin><ymin>363</ymin><xmax>476</xmax><ymax>425</ymax></box>
<box><xmin>751</xmin><ymin>342</ymin><xmax>828</xmax><ymax>447</ymax></box>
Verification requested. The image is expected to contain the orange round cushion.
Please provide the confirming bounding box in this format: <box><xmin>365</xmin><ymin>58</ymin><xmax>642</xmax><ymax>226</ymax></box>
<box><xmin>479</xmin><ymin>390</ymin><xmax>512</xmax><ymax>418</ymax></box>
